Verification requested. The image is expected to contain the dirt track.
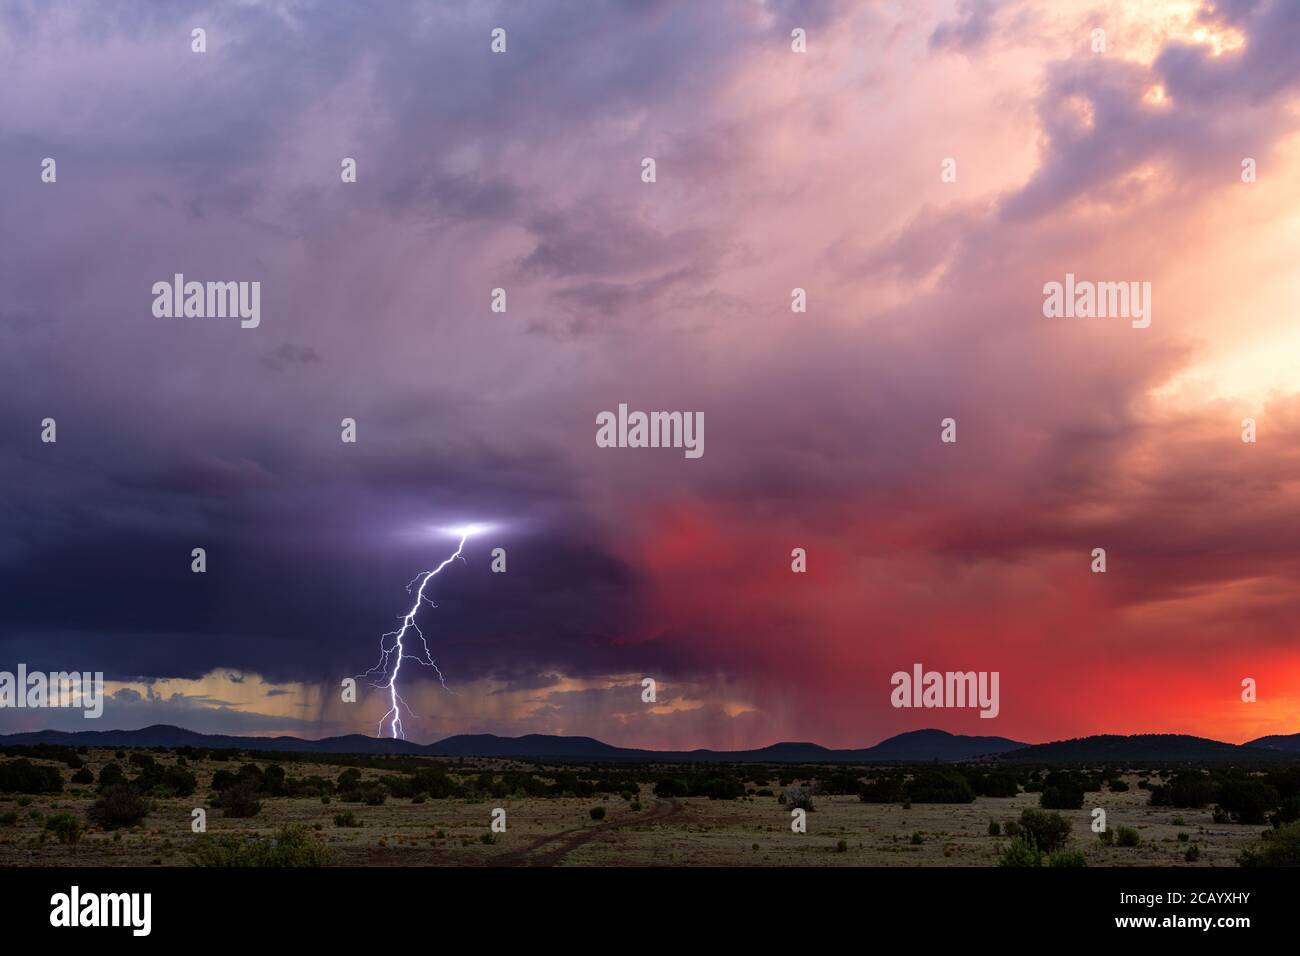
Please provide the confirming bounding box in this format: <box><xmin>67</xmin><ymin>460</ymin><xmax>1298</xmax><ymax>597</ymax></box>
<box><xmin>492</xmin><ymin>798</ymin><xmax>684</xmax><ymax>866</ymax></box>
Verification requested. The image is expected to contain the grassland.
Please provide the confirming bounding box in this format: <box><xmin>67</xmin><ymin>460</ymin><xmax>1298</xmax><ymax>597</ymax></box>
<box><xmin>2</xmin><ymin>747</ymin><xmax>1289</xmax><ymax>866</ymax></box>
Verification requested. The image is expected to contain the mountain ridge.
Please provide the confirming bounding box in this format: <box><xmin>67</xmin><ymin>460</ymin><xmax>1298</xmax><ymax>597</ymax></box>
<box><xmin>3</xmin><ymin>724</ymin><xmax>1296</xmax><ymax>762</ymax></box>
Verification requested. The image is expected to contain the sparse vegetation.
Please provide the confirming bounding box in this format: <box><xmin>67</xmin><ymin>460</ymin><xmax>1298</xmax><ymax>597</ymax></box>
<box><xmin>44</xmin><ymin>812</ymin><xmax>84</xmax><ymax>844</ymax></box>
<box><xmin>88</xmin><ymin>785</ymin><xmax>151</xmax><ymax>830</ymax></box>
<box><xmin>192</xmin><ymin>824</ymin><xmax>331</xmax><ymax>867</ymax></box>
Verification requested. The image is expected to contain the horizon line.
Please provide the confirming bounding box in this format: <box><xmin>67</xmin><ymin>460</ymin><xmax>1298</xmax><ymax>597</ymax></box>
<box><xmin>0</xmin><ymin>722</ymin><xmax>1292</xmax><ymax>751</ymax></box>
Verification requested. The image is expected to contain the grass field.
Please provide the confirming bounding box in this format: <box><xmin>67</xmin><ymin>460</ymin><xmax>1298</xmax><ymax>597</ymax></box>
<box><xmin>0</xmin><ymin>748</ymin><xmax>1279</xmax><ymax>866</ymax></box>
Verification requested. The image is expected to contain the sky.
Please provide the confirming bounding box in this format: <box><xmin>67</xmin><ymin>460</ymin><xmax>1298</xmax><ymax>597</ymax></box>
<box><xmin>2</xmin><ymin>0</ymin><xmax>1300</xmax><ymax>748</ymax></box>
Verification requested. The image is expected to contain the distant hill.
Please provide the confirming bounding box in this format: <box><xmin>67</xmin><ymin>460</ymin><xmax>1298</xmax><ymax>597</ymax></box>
<box><xmin>0</xmin><ymin>724</ymin><xmax>1023</xmax><ymax>762</ymax></box>
<box><xmin>998</xmin><ymin>733</ymin><xmax>1283</xmax><ymax>763</ymax></box>
<box><xmin>1245</xmin><ymin>732</ymin><xmax>1300</xmax><ymax>754</ymax></box>
<box><xmin>4</xmin><ymin>725</ymin><xmax>1296</xmax><ymax>763</ymax></box>
<box><xmin>0</xmin><ymin>725</ymin><xmax>431</xmax><ymax>755</ymax></box>
<box><xmin>854</xmin><ymin>729</ymin><xmax>1024</xmax><ymax>761</ymax></box>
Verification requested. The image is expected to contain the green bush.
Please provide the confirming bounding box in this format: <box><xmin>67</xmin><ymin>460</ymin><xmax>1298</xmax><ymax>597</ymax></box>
<box><xmin>987</xmin><ymin>820</ymin><xmax>1001</xmax><ymax>836</ymax></box>
<box><xmin>96</xmin><ymin>763</ymin><xmax>127</xmax><ymax>791</ymax></box>
<box><xmin>1215</xmin><ymin>779</ymin><xmax>1280</xmax><ymax>826</ymax></box>
<box><xmin>88</xmin><ymin>785</ymin><xmax>151</xmax><ymax>830</ymax></box>
<box><xmin>70</xmin><ymin>768</ymin><xmax>94</xmax><ymax>785</ymax></box>
<box><xmin>1048</xmin><ymin>849</ymin><xmax>1087</xmax><ymax>867</ymax></box>
<box><xmin>784</xmin><ymin>786</ymin><xmax>816</xmax><ymax>812</ymax></box>
<box><xmin>910</xmin><ymin>831</ymin><xmax>924</xmax><ymax>845</ymax></box>
<box><xmin>1018</xmin><ymin>809</ymin><xmax>1071</xmax><ymax>854</ymax></box>
<box><xmin>1149</xmin><ymin>772</ymin><xmax>1215</xmax><ymax>809</ymax></box>
<box><xmin>589</xmin><ymin>806</ymin><xmax>606</xmax><ymax>821</ymax></box>
<box><xmin>192</xmin><ymin>824</ymin><xmax>331</xmax><ymax>867</ymax></box>
<box><xmin>333</xmin><ymin>811</ymin><xmax>360</xmax><ymax>828</ymax></box>
<box><xmin>906</xmin><ymin>769</ymin><xmax>975</xmax><ymax>804</ymax></box>
<box><xmin>1185</xmin><ymin>844</ymin><xmax>1200</xmax><ymax>862</ymax></box>
<box><xmin>1239</xmin><ymin>820</ymin><xmax>1300</xmax><ymax>866</ymax></box>
<box><xmin>218</xmin><ymin>781</ymin><xmax>261</xmax><ymax>818</ymax></box>
<box><xmin>1039</xmin><ymin>780</ymin><xmax>1085</xmax><ymax>810</ymax></box>
<box><xmin>835</xmin><ymin>839</ymin><xmax>848</xmax><ymax>853</ymax></box>
<box><xmin>1116</xmin><ymin>825</ymin><xmax>1140</xmax><ymax>847</ymax></box>
<box><xmin>997</xmin><ymin>837</ymin><xmax>1042</xmax><ymax>867</ymax></box>
<box><xmin>819</xmin><ymin>772</ymin><xmax>863</xmax><ymax>795</ymax></box>
<box><xmin>858</xmin><ymin>778</ymin><xmax>905</xmax><ymax>803</ymax></box>
<box><xmin>44</xmin><ymin>812</ymin><xmax>84</xmax><ymax>845</ymax></box>
<box><xmin>0</xmin><ymin>759</ymin><xmax>64</xmax><ymax>794</ymax></box>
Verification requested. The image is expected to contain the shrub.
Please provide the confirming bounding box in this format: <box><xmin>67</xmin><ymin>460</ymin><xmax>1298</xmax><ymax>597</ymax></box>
<box><xmin>1239</xmin><ymin>820</ymin><xmax>1300</xmax><ymax>867</ymax></box>
<box><xmin>70</xmin><ymin>768</ymin><xmax>94</xmax><ymax>785</ymax></box>
<box><xmin>858</xmin><ymin>778</ymin><xmax>905</xmax><ymax>804</ymax></box>
<box><xmin>1003</xmin><ymin>820</ymin><xmax>1021</xmax><ymax>838</ymax></box>
<box><xmin>218</xmin><ymin>781</ymin><xmax>261</xmax><ymax>818</ymax></box>
<box><xmin>333</xmin><ymin>811</ymin><xmax>360</xmax><ymax>828</ymax></box>
<box><xmin>630</xmin><ymin>801</ymin><xmax>642</xmax><ymax>812</ymax></box>
<box><xmin>337</xmin><ymin>768</ymin><xmax>362</xmax><ymax>790</ymax></box>
<box><xmin>1040</xmin><ymin>780</ymin><xmax>1085</xmax><ymax>810</ymax></box>
<box><xmin>987</xmin><ymin>820</ymin><xmax>1001</xmax><ymax>836</ymax></box>
<box><xmin>1018</xmin><ymin>809</ymin><xmax>1071</xmax><ymax>854</ymax></box>
<box><xmin>1149</xmin><ymin>772</ymin><xmax>1215</xmax><ymax>809</ymax></box>
<box><xmin>997</xmin><ymin>837</ymin><xmax>1042</xmax><ymax>867</ymax></box>
<box><xmin>698</xmin><ymin>777</ymin><xmax>746</xmax><ymax>800</ymax></box>
<box><xmin>1108</xmin><ymin>778</ymin><xmax>1130</xmax><ymax>793</ymax></box>
<box><xmin>96</xmin><ymin>763</ymin><xmax>126</xmax><ymax>791</ymax></box>
<box><xmin>0</xmin><ymin>812</ymin><xmax>17</xmax><ymax>827</ymax></box>
<box><xmin>44</xmin><ymin>812</ymin><xmax>84</xmax><ymax>845</ymax></box>
<box><xmin>480</xmin><ymin>832</ymin><xmax>496</xmax><ymax>845</ymax></box>
<box><xmin>88</xmin><ymin>785</ymin><xmax>151</xmax><ymax>830</ymax></box>
<box><xmin>835</xmin><ymin>839</ymin><xmax>848</xmax><ymax>853</ymax></box>
<box><xmin>589</xmin><ymin>806</ymin><xmax>606</xmax><ymax>821</ymax></box>
<box><xmin>1185</xmin><ymin>844</ymin><xmax>1201</xmax><ymax>863</ymax></box>
<box><xmin>784</xmin><ymin>785</ymin><xmax>816</xmax><ymax>812</ymax></box>
<box><xmin>1215</xmin><ymin>779</ymin><xmax>1280</xmax><ymax>826</ymax></box>
<box><xmin>819</xmin><ymin>772</ymin><xmax>863</xmax><ymax>796</ymax></box>
<box><xmin>0</xmin><ymin>759</ymin><xmax>64</xmax><ymax>794</ymax></box>
<box><xmin>158</xmin><ymin>766</ymin><xmax>197</xmax><ymax>798</ymax></box>
<box><xmin>906</xmin><ymin>769</ymin><xmax>975</xmax><ymax>804</ymax></box>
<box><xmin>1048</xmin><ymin>849</ymin><xmax>1087</xmax><ymax>867</ymax></box>
<box><xmin>910</xmin><ymin>831</ymin><xmax>924</xmax><ymax>845</ymax></box>
<box><xmin>128</xmin><ymin>753</ymin><xmax>155</xmax><ymax>772</ymax></box>
<box><xmin>1115</xmin><ymin>825</ymin><xmax>1140</xmax><ymax>847</ymax></box>
<box><xmin>192</xmin><ymin>825</ymin><xmax>331</xmax><ymax>867</ymax></box>
<box><xmin>969</xmin><ymin>772</ymin><xmax>1020</xmax><ymax>798</ymax></box>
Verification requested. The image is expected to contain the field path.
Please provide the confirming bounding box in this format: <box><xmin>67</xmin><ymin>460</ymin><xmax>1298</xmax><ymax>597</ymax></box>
<box><xmin>491</xmin><ymin>798</ymin><xmax>684</xmax><ymax>867</ymax></box>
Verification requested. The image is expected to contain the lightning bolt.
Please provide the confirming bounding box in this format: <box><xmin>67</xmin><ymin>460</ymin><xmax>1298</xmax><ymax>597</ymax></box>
<box><xmin>359</xmin><ymin>532</ymin><xmax>468</xmax><ymax>739</ymax></box>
